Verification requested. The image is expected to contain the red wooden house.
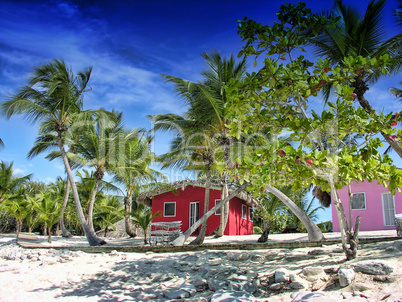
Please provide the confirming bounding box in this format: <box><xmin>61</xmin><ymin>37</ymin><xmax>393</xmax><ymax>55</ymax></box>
<box><xmin>137</xmin><ymin>180</ymin><xmax>256</xmax><ymax>236</ymax></box>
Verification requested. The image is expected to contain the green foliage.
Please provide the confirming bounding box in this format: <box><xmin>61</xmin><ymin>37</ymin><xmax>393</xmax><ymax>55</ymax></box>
<box><xmin>130</xmin><ymin>205</ymin><xmax>161</xmax><ymax>243</ymax></box>
<box><xmin>225</xmin><ymin>2</ymin><xmax>402</xmax><ymax>196</ymax></box>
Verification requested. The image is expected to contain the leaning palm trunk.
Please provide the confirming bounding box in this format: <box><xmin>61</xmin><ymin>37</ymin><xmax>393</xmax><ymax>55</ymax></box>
<box><xmin>216</xmin><ymin>179</ymin><xmax>229</xmax><ymax>237</ymax></box>
<box><xmin>266</xmin><ymin>185</ymin><xmax>324</xmax><ymax>241</ymax></box>
<box><xmin>190</xmin><ymin>160</ymin><xmax>212</xmax><ymax>245</ymax></box>
<box><xmin>57</xmin><ymin>134</ymin><xmax>106</xmax><ymax>246</ymax></box>
<box><xmin>60</xmin><ymin>178</ymin><xmax>72</xmax><ymax>238</ymax></box>
<box><xmin>124</xmin><ymin>196</ymin><xmax>136</xmax><ymax>237</ymax></box>
<box><xmin>329</xmin><ymin>179</ymin><xmax>360</xmax><ymax>260</ymax></box>
<box><xmin>171</xmin><ymin>182</ymin><xmax>249</xmax><ymax>246</ymax></box>
<box><xmin>87</xmin><ymin>178</ymin><xmax>101</xmax><ymax>232</ymax></box>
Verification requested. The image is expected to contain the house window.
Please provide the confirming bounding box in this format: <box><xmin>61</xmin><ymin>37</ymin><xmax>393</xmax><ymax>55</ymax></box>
<box><xmin>164</xmin><ymin>202</ymin><xmax>176</xmax><ymax>217</ymax></box>
<box><xmin>351</xmin><ymin>193</ymin><xmax>366</xmax><ymax>210</ymax></box>
<box><xmin>242</xmin><ymin>204</ymin><xmax>247</xmax><ymax>220</ymax></box>
<box><xmin>215</xmin><ymin>199</ymin><xmax>221</xmax><ymax>215</ymax></box>
<box><xmin>382</xmin><ymin>193</ymin><xmax>395</xmax><ymax>226</ymax></box>
<box><xmin>249</xmin><ymin>207</ymin><xmax>253</xmax><ymax>221</ymax></box>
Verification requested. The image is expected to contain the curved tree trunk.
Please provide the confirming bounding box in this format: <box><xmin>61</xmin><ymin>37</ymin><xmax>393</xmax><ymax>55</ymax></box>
<box><xmin>124</xmin><ymin>196</ymin><xmax>136</xmax><ymax>237</ymax></box>
<box><xmin>87</xmin><ymin>178</ymin><xmax>101</xmax><ymax>232</ymax></box>
<box><xmin>57</xmin><ymin>133</ymin><xmax>106</xmax><ymax>246</ymax></box>
<box><xmin>190</xmin><ymin>160</ymin><xmax>212</xmax><ymax>245</ymax></box>
<box><xmin>266</xmin><ymin>184</ymin><xmax>324</xmax><ymax>241</ymax></box>
<box><xmin>60</xmin><ymin>178</ymin><xmax>72</xmax><ymax>238</ymax></box>
<box><xmin>171</xmin><ymin>182</ymin><xmax>249</xmax><ymax>246</ymax></box>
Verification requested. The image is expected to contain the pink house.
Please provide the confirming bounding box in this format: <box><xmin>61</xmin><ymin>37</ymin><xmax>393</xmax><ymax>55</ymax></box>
<box><xmin>137</xmin><ymin>180</ymin><xmax>255</xmax><ymax>236</ymax></box>
<box><xmin>332</xmin><ymin>180</ymin><xmax>402</xmax><ymax>232</ymax></box>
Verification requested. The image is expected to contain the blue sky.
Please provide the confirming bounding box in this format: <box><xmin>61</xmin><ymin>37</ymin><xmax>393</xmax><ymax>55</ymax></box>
<box><xmin>0</xmin><ymin>0</ymin><xmax>401</xmax><ymax>223</ymax></box>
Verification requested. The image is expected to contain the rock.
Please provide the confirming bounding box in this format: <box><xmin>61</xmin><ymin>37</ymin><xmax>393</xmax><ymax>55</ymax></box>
<box><xmin>285</xmin><ymin>253</ymin><xmax>311</xmax><ymax>262</ymax></box>
<box><xmin>208</xmin><ymin>279</ymin><xmax>230</xmax><ymax>291</ymax></box>
<box><xmin>385</xmin><ymin>246</ymin><xmax>397</xmax><ymax>252</ymax></box>
<box><xmin>352</xmin><ymin>282</ymin><xmax>373</xmax><ymax>292</ymax></box>
<box><xmin>183</xmin><ymin>255</ymin><xmax>199</xmax><ymax>262</ymax></box>
<box><xmin>179</xmin><ymin>283</ymin><xmax>197</xmax><ymax>296</ymax></box>
<box><xmin>351</xmin><ymin>261</ymin><xmax>393</xmax><ymax>275</ymax></box>
<box><xmin>165</xmin><ymin>289</ymin><xmax>190</xmax><ymax>299</ymax></box>
<box><xmin>302</xmin><ymin>267</ymin><xmax>325</xmax><ymax>277</ymax></box>
<box><xmin>110</xmin><ymin>250</ymin><xmax>119</xmax><ymax>256</ymax></box>
<box><xmin>302</xmin><ymin>267</ymin><xmax>326</xmax><ymax>282</ymax></box>
<box><xmin>275</xmin><ymin>268</ymin><xmax>289</xmax><ymax>283</ymax></box>
<box><xmin>308</xmin><ymin>249</ymin><xmax>326</xmax><ymax>256</ymax></box>
<box><xmin>269</xmin><ymin>283</ymin><xmax>282</xmax><ymax>291</ymax></box>
<box><xmin>210</xmin><ymin>290</ymin><xmax>256</xmax><ymax>302</ymax></box>
<box><xmin>338</xmin><ymin>268</ymin><xmax>355</xmax><ymax>287</ymax></box>
<box><xmin>250</xmin><ymin>254</ymin><xmax>265</xmax><ymax>263</ymax></box>
<box><xmin>289</xmin><ymin>280</ymin><xmax>307</xmax><ymax>289</ymax></box>
<box><xmin>227</xmin><ymin>252</ymin><xmax>250</xmax><ymax>261</ymax></box>
<box><xmin>192</xmin><ymin>277</ymin><xmax>208</xmax><ymax>288</ymax></box>
<box><xmin>209</xmin><ymin>259</ymin><xmax>222</xmax><ymax>266</ymax></box>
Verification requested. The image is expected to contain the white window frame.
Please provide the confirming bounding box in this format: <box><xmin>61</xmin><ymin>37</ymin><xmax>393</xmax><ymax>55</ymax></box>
<box><xmin>382</xmin><ymin>193</ymin><xmax>396</xmax><ymax>226</ymax></box>
<box><xmin>242</xmin><ymin>204</ymin><xmax>247</xmax><ymax>220</ymax></box>
<box><xmin>215</xmin><ymin>199</ymin><xmax>221</xmax><ymax>215</ymax></box>
<box><xmin>189</xmin><ymin>201</ymin><xmax>200</xmax><ymax>227</ymax></box>
<box><xmin>249</xmin><ymin>206</ymin><xmax>253</xmax><ymax>221</ymax></box>
<box><xmin>164</xmin><ymin>201</ymin><xmax>176</xmax><ymax>217</ymax></box>
<box><xmin>351</xmin><ymin>192</ymin><xmax>366</xmax><ymax>210</ymax></box>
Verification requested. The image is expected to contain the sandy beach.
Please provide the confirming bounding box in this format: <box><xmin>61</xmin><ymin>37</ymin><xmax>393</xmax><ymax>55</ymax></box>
<box><xmin>0</xmin><ymin>231</ymin><xmax>401</xmax><ymax>301</ymax></box>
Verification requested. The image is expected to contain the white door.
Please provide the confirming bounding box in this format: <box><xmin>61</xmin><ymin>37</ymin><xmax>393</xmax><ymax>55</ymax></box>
<box><xmin>189</xmin><ymin>202</ymin><xmax>200</xmax><ymax>228</ymax></box>
<box><xmin>382</xmin><ymin>193</ymin><xmax>395</xmax><ymax>226</ymax></box>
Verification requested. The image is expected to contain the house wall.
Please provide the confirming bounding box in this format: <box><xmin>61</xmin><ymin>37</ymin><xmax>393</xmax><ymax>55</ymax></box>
<box><xmin>151</xmin><ymin>186</ymin><xmax>253</xmax><ymax>236</ymax></box>
<box><xmin>332</xmin><ymin>180</ymin><xmax>402</xmax><ymax>232</ymax></box>
<box><xmin>226</xmin><ymin>196</ymin><xmax>253</xmax><ymax>235</ymax></box>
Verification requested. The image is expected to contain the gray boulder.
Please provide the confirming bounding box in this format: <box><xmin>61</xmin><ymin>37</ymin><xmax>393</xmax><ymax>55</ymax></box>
<box><xmin>351</xmin><ymin>261</ymin><xmax>393</xmax><ymax>275</ymax></box>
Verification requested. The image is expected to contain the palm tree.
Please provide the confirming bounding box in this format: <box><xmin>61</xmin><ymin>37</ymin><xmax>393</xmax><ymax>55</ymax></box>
<box><xmin>153</xmin><ymin>51</ymin><xmax>325</xmax><ymax>244</ymax></box>
<box><xmin>0</xmin><ymin>59</ymin><xmax>105</xmax><ymax>246</ymax></box>
<box><xmin>151</xmin><ymin>50</ymin><xmax>247</xmax><ymax>244</ymax></box>
<box><xmin>0</xmin><ymin>161</ymin><xmax>31</xmax><ymax>205</ymax></box>
<box><xmin>310</xmin><ymin>0</ymin><xmax>402</xmax><ymax>157</ymax></box>
<box><xmin>69</xmin><ymin>111</ymin><xmax>125</xmax><ymax>233</ymax></box>
<box><xmin>130</xmin><ymin>204</ymin><xmax>161</xmax><ymax>244</ymax></box>
<box><xmin>35</xmin><ymin>190</ymin><xmax>62</xmax><ymax>243</ymax></box>
<box><xmin>93</xmin><ymin>195</ymin><xmax>124</xmax><ymax>237</ymax></box>
<box><xmin>0</xmin><ymin>186</ymin><xmax>29</xmax><ymax>233</ymax></box>
<box><xmin>111</xmin><ymin>132</ymin><xmax>166</xmax><ymax>237</ymax></box>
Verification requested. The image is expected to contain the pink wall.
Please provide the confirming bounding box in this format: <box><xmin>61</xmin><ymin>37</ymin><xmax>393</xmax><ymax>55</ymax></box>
<box><xmin>151</xmin><ymin>185</ymin><xmax>253</xmax><ymax>236</ymax></box>
<box><xmin>332</xmin><ymin>180</ymin><xmax>402</xmax><ymax>232</ymax></box>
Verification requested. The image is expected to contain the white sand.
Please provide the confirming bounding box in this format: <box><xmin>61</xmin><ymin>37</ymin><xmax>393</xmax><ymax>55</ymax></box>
<box><xmin>0</xmin><ymin>233</ymin><xmax>401</xmax><ymax>301</ymax></box>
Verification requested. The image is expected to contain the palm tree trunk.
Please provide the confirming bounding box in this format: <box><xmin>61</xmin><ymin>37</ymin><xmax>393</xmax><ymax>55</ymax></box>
<box><xmin>57</xmin><ymin>133</ymin><xmax>106</xmax><ymax>246</ymax></box>
<box><xmin>216</xmin><ymin>179</ymin><xmax>229</xmax><ymax>237</ymax></box>
<box><xmin>171</xmin><ymin>182</ymin><xmax>249</xmax><ymax>246</ymax></box>
<box><xmin>60</xmin><ymin>178</ymin><xmax>72</xmax><ymax>238</ymax></box>
<box><xmin>257</xmin><ymin>218</ymin><xmax>271</xmax><ymax>242</ymax></box>
<box><xmin>124</xmin><ymin>196</ymin><xmax>136</xmax><ymax>237</ymax></box>
<box><xmin>87</xmin><ymin>178</ymin><xmax>101</xmax><ymax>232</ymax></box>
<box><xmin>190</xmin><ymin>159</ymin><xmax>212</xmax><ymax>245</ymax></box>
<box><xmin>47</xmin><ymin>227</ymin><xmax>52</xmax><ymax>243</ymax></box>
<box><xmin>266</xmin><ymin>184</ymin><xmax>324</xmax><ymax>241</ymax></box>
